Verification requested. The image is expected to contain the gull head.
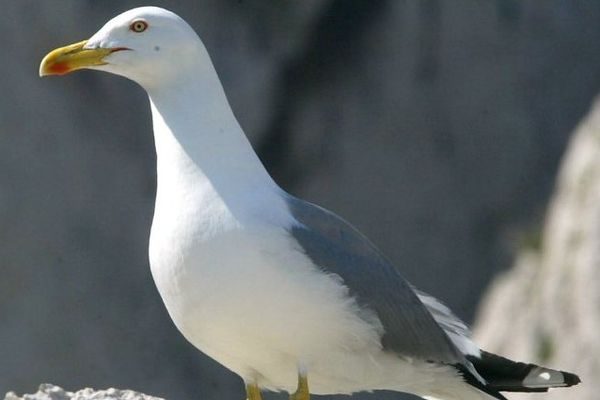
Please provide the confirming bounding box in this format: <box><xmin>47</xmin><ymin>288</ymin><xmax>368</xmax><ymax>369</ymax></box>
<box><xmin>39</xmin><ymin>7</ymin><xmax>203</xmax><ymax>88</ymax></box>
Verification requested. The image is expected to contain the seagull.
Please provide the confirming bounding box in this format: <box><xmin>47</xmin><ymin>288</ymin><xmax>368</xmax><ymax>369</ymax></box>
<box><xmin>39</xmin><ymin>7</ymin><xmax>580</xmax><ymax>400</ymax></box>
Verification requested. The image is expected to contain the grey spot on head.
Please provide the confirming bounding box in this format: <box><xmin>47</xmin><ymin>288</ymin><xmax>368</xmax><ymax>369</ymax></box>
<box><xmin>154</xmin><ymin>45</ymin><xmax>160</xmax><ymax>51</ymax></box>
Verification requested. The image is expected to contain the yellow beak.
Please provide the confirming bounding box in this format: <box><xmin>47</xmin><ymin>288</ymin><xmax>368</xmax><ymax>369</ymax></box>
<box><xmin>39</xmin><ymin>40</ymin><xmax>123</xmax><ymax>77</ymax></box>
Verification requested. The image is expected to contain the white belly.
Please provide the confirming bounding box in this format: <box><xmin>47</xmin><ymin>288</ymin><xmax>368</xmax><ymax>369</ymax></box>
<box><xmin>148</xmin><ymin>218</ymin><xmax>396</xmax><ymax>392</ymax></box>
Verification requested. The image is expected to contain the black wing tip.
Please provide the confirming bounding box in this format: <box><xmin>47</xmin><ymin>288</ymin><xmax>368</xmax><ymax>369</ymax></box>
<box><xmin>561</xmin><ymin>370</ymin><xmax>581</xmax><ymax>387</ymax></box>
<box><xmin>467</xmin><ymin>351</ymin><xmax>581</xmax><ymax>392</ymax></box>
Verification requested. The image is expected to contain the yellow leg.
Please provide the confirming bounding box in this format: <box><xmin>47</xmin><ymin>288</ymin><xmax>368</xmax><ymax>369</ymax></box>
<box><xmin>246</xmin><ymin>383</ymin><xmax>262</xmax><ymax>400</ymax></box>
<box><xmin>289</xmin><ymin>374</ymin><xmax>310</xmax><ymax>400</ymax></box>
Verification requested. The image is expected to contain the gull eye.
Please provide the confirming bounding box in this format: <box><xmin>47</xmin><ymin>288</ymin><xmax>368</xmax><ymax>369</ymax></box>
<box><xmin>130</xmin><ymin>20</ymin><xmax>148</xmax><ymax>33</ymax></box>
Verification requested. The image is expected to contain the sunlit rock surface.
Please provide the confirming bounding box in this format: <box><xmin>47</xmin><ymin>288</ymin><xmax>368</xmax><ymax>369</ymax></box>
<box><xmin>5</xmin><ymin>384</ymin><xmax>163</xmax><ymax>400</ymax></box>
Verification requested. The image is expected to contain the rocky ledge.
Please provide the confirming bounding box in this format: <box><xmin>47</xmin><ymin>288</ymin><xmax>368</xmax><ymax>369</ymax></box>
<box><xmin>4</xmin><ymin>384</ymin><xmax>163</xmax><ymax>400</ymax></box>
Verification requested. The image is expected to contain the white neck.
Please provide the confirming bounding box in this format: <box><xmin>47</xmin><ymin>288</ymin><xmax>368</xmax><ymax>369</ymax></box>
<box><xmin>146</xmin><ymin>55</ymin><xmax>277</xmax><ymax>223</ymax></box>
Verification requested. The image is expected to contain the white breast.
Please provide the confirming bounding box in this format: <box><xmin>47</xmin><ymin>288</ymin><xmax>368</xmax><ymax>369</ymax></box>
<box><xmin>149</xmin><ymin>188</ymin><xmax>387</xmax><ymax>391</ymax></box>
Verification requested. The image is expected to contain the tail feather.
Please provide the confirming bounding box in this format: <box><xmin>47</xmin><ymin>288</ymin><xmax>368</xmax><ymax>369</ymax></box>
<box><xmin>467</xmin><ymin>351</ymin><xmax>581</xmax><ymax>392</ymax></box>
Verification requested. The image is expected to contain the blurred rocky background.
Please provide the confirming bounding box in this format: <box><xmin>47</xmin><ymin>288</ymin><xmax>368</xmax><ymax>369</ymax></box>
<box><xmin>1</xmin><ymin>1</ymin><xmax>598</xmax><ymax>399</ymax></box>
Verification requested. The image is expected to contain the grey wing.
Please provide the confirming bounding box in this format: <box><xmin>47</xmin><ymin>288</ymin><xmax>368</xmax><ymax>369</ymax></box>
<box><xmin>285</xmin><ymin>194</ymin><xmax>466</xmax><ymax>365</ymax></box>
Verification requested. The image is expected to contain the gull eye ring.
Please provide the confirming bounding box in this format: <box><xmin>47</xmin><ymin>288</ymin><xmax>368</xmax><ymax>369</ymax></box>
<box><xmin>130</xmin><ymin>20</ymin><xmax>148</xmax><ymax>33</ymax></box>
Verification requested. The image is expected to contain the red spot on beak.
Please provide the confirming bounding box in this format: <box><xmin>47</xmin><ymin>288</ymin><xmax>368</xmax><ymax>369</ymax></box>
<box><xmin>49</xmin><ymin>62</ymin><xmax>71</xmax><ymax>76</ymax></box>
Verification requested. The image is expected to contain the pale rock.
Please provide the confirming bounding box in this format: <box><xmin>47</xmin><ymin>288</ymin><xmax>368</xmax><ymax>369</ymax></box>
<box><xmin>4</xmin><ymin>384</ymin><xmax>163</xmax><ymax>400</ymax></box>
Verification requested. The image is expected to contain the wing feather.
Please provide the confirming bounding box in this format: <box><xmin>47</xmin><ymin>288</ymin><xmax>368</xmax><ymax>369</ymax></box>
<box><xmin>285</xmin><ymin>194</ymin><xmax>465</xmax><ymax>364</ymax></box>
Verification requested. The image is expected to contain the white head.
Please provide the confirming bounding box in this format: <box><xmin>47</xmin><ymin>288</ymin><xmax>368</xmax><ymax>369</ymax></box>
<box><xmin>40</xmin><ymin>7</ymin><xmax>208</xmax><ymax>89</ymax></box>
